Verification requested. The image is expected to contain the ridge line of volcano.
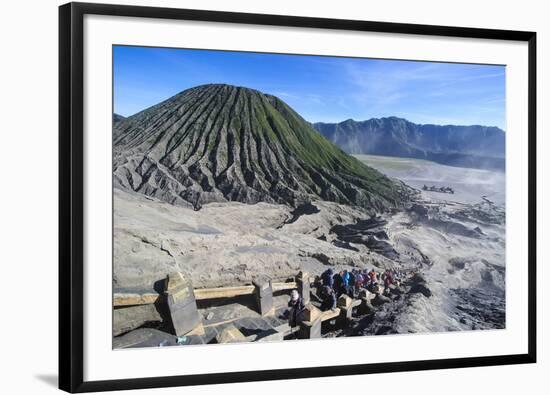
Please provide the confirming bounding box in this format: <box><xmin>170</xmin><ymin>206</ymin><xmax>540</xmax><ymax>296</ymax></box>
<box><xmin>130</xmin><ymin>87</ymin><xmax>216</xmax><ymax>194</ymax></box>
<box><xmin>256</xmin><ymin>99</ymin><xmax>300</xmax><ymax>189</ymax></box>
<box><xmin>260</xmin><ymin>105</ymin><xmax>326</xmax><ymax>195</ymax></box>
<box><xmin>118</xmin><ymin>86</ymin><xmax>208</xmax><ymax>152</ymax></box>
<box><xmin>210</xmin><ymin>86</ymin><xmax>241</xmax><ymax>177</ymax></box>
<box><xmin>245</xmin><ymin>92</ymin><xmax>271</xmax><ymax>188</ymax></box>
<box><xmin>156</xmin><ymin>86</ymin><xmax>215</xmax><ymax>159</ymax></box>
<box><xmin>195</xmin><ymin>85</ymin><xmax>235</xmax><ymax>166</ymax></box>
<box><xmin>175</xmin><ymin>85</ymin><xmax>226</xmax><ymax>164</ymax></box>
<box><xmin>154</xmin><ymin>85</ymin><xmax>214</xmax><ymax>162</ymax></box>
<box><xmin>254</xmin><ymin>100</ymin><xmax>299</xmax><ymax>193</ymax></box>
<box><xmin>117</xmin><ymin>90</ymin><xmax>195</xmax><ymax>149</ymax></box>
<box><xmin>246</xmin><ymin>90</ymin><xmax>272</xmax><ymax>187</ymax></box>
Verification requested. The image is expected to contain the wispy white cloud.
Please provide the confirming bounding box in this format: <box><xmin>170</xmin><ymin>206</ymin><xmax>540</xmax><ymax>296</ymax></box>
<box><xmin>336</xmin><ymin>59</ymin><xmax>505</xmax><ymax>127</ymax></box>
<box><xmin>436</xmin><ymin>71</ymin><xmax>505</xmax><ymax>88</ymax></box>
<box><xmin>343</xmin><ymin>61</ymin><xmax>504</xmax><ymax>103</ymax></box>
<box><xmin>342</xmin><ymin>61</ymin><xmax>443</xmax><ymax>108</ymax></box>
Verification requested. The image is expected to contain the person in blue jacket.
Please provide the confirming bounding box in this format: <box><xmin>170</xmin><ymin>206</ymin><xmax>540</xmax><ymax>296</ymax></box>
<box><xmin>342</xmin><ymin>270</ymin><xmax>351</xmax><ymax>294</ymax></box>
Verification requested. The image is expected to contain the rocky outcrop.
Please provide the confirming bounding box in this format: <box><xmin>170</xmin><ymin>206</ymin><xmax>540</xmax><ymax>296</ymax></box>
<box><xmin>409</xmin><ymin>283</ymin><xmax>433</xmax><ymax>298</ymax></box>
<box><xmin>113</xmin><ymin>84</ymin><xmax>410</xmax><ymax>211</ymax></box>
<box><xmin>113</xmin><ymin>303</ymin><xmax>165</xmax><ymax>336</ymax></box>
<box><xmin>406</xmin><ymin>273</ymin><xmax>432</xmax><ymax>297</ymax></box>
<box><xmin>408</xmin><ymin>203</ymin><xmax>429</xmax><ymax>217</ymax></box>
<box><xmin>329</xmin><ymin>217</ymin><xmax>399</xmax><ymax>259</ymax></box>
<box><xmin>371</xmin><ymin>294</ymin><xmax>392</xmax><ymax>306</ymax></box>
<box><xmin>284</xmin><ymin>202</ymin><xmax>320</xmax><ymax>225</ymax></box>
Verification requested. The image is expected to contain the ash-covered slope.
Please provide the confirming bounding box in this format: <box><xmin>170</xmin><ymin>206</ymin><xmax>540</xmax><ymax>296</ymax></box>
<box><xmin>313</xmin><ymin>117</ymin><xmax>505</xmax><ymax>171</ymax></box>
<box><xmin>113</xmin><ymin>84</ymin><xmax>409</xmax><ymax>211</ymax></box>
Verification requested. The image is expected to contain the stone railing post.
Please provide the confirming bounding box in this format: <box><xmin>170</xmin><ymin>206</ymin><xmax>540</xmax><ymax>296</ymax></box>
<box><xmin>358</xmin><ymin>289</ymin><xmax>376</xmax><ymax>315</ymax></box>
<box><xmin>337</xmin><ymin>294</ymin><xmax>354</xmax><ymax>325</ymax></box>
<box><xmin>297</xmin><ymin>271</ymin><xmax>310</xmax><ymax>304</ymax></box>
<box><xmin>253</xmin><ymin>277</ymin><xmax>274</xmax><ymax>316</ymax></box>
<box><xmin>299</xmin><ymin>304</ymin><xmax>322</xmax><ymax>339</ymax></box>
<box><xmin>165</xmin><ymin>272</ymin><xmax>202</xmax><ymax>336</ymax></box>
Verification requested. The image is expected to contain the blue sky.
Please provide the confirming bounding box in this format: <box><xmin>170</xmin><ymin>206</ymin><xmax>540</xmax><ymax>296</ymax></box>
<box><xmin>114</xmin><ymin>46</ymin><xmax>506</xmax><ymax>129</ymax></box>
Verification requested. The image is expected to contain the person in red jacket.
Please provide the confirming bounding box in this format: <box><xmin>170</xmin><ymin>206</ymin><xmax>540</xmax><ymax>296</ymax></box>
<box><xmin>369</xmin><ymin>269</ymin><xmax>377</xmax><ymax>283</ymax></box>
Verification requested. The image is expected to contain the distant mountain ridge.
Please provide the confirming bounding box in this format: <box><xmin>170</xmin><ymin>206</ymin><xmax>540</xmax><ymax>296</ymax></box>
<box><xmin>113</xmin><ymin>84</ymin><xmax>411</xmax><ymax>211</ymax></box>
<box><xmin>313</xmin><ymin>117</ymin><xmax>505</xmax><ymax>171</ymax></box>
<box><xmin>113</xmin><ymin>113</ymin><xmax>126</xmax><ymax>124</ymax></box>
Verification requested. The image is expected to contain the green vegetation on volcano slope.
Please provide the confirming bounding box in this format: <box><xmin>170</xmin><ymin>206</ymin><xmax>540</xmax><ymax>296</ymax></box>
<box><xmin>113</xmin><ymin>84</ymin><xmax>410</xmax><ymax>211</ymax></box>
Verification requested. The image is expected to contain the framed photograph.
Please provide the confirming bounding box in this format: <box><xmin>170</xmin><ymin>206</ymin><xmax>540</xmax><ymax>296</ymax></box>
<box><xmin>59</xmin><ymin>2</ymin><xmax>537</xmax><ymax>392</ymax></box>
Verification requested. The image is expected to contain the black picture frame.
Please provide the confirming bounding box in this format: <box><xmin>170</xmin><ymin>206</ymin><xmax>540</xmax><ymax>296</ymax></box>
<box><xmin>59</xmin><ymin>2</ymin><xmax>537</xmax><ymax>393</ymax></box>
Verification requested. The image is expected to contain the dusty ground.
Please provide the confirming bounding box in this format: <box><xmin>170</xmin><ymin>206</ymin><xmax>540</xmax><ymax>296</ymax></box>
<box><xmin>113</xmin><ymin>188</ymin><xmax>397</xmax><ymax>293</ymax></box>
<box><xmin>113</xmin><ymin>156</ymin><xmax>506</xmax><ymax>335</ymax></box>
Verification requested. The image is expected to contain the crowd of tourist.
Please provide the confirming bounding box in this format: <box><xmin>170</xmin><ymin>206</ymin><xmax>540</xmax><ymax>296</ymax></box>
<box><xmin>316</xmin><ymin>267</ymin><xmax>404</xmax><ymax>311</ymax></box>
<box><xmin>286</xmin><ymin>267</ymin><xmax>406</xmax><ymax>328</ymax></box>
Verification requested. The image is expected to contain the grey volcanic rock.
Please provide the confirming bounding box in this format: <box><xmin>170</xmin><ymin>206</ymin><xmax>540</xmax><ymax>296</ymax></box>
<box><xmin>372</xmin><ymin>294</ymin><xmax>392</xmax><ymax>306</ymax></box>
<box><xmin>409</xmin><ymin>283</ymin><xmax>433</xmax><ymax>298</ymax></box>
<box><xmin>113</xmin><ymin>304</ymin><xmax>164</xmax><ymax>336</ymax></box>
<box><xmin>410</xmin><ymin>273</ymin><xmax>428</xmax><ymax>285</ymax></box>
<box><xmin>285</xmin><ymin>202</ymin><xmax>321</xmax><ymax>224</ymax></box>
<box><xmin>329</xmin><ymin>217</ymin><xmax>399</xmax><ymax>259</ymax></box>
<box><xmin>113</xmin><ymin>84</ymin><xmax>410</xmax><ymax>211</ymax></box>
<box><xmin>313</xmin><ymin>117</ymin><xmax>505</xmax><ymax>171</ymax></box>
<box><xmin>408</xmin><ymin>203</ymin><xmax>429</xmax><ymax>217</ymax></box>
